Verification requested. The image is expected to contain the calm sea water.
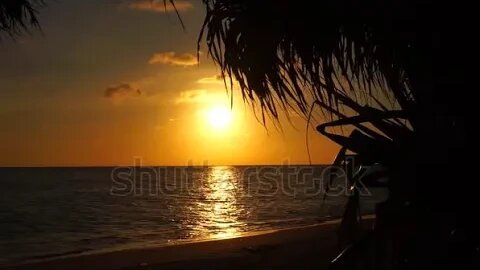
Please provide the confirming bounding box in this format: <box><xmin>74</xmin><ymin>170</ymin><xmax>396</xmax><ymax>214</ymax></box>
<box><xmin>0</xmin><ymin>166</ymin><xmax>385</xmax><ymax>266</ymax></box>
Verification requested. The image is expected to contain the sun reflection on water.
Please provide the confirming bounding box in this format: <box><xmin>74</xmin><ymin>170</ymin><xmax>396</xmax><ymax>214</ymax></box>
<box><xmin>197</xmin><ymin>166</ymin><xmax>245</xmax><ymax>239</ymax></box>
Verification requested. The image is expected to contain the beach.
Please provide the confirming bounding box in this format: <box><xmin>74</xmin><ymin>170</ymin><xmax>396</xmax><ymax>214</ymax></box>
<box><xmin>4</xmin><ymin>217</ymin><xmax>374</xmax><ymax>270</ymax></box>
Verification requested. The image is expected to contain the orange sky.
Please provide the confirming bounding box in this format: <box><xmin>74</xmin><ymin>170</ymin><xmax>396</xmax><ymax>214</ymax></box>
<box><xmin>0</xmin><ymin>0</ymin><xmax>338</xmax><ymax>166</ymax></box>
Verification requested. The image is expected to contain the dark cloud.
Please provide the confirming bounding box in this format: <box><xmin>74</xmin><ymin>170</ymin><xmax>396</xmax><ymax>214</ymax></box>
<box><xmin>104</xmin><ymin>83</ymin><xmax>141</xmax><ymax>101</ymax></box>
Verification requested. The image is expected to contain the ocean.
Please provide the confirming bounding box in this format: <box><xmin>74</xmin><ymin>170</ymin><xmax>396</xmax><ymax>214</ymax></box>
<box><xmin>0</xmin><ymin>165</ymin><xmax>385</xmax><ymax>266</ymax></box>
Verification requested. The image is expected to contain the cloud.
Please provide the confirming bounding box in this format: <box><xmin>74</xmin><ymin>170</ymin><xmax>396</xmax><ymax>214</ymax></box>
<box><xmin>197</xmin><ymin>74</ymin><xmax>224</xmax><ymax>84</ymax></box>
<box><xmin>175</xmin><ymin>89</ymin><xmax>209</xmax><ymax>104</ymax></box>
<box><xmin>129</xmin><ymin>0</ymin><xmax>193</xmax><ymax>13</ymax></box>
<box><xmin>104</xmin><ymin>83</ymin><xmax>141</xmax><ymax>102</ymax></box>
<box><xmin>148</xmin><ymin>51</ymin><xmax>198</xmax><ymax>66</ymax></box>
<box><xmin>174</xmin><ymin>89</ymin><xmax>228</xmax><ymax>105</ymax></box>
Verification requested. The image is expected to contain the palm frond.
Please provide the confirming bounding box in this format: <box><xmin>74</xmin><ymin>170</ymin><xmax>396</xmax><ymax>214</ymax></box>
<box><xmin>199</xmin><ymin>0</ymin><xmax>420</xmax><ymax>123</ymax></box>
<box><xmin>0</xmin><ymin>0</ymin><xmax>43</xmax><ymax>38</ymax></box>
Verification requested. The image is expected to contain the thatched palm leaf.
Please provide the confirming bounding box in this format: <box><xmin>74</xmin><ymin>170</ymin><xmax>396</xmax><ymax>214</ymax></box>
<box><xmin>199</xmin><ymin>0</ymin><xmax>419</xmax><ymax>121</ymax></box>
<box><xmin>0</xmin><ymin>0</ymin><xmax>43</xmax><ymax>37</ymax></box>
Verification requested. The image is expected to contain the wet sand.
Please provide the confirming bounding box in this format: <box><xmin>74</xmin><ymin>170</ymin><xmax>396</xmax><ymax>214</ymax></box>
<box><xmin>4</xmin><ymin>216</ymin><xmax>374</xmax><ymax>270</ymax></box>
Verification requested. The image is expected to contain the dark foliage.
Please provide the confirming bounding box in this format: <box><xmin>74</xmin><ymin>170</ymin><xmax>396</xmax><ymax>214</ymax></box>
<box><xmin>197</xmin><ymin>0</ymin><xmax>472</xmax><ymax>269</ymax></box>
<box><xmin>0</xmin><ymin>0</ymin><xmax>43</xmax><ymax>37</ymax></box>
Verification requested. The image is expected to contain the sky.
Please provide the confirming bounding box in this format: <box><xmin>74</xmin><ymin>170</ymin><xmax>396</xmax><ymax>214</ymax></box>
<box><xmin>0</xmin><ymin>0</ymin><xmax>339</xmax><ymax>166</ymax></box>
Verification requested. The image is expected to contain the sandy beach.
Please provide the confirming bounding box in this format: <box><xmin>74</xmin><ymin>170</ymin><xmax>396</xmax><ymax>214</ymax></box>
<box><xmin>3</xmin><ymin>216</ymin><xmax>374</xmax><ymax>270</ymax></box>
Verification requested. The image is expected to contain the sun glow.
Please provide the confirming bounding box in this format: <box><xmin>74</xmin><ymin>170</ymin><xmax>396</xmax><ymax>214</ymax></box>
<box><xmin>206</xmin><ymin>106</ymin><xmax>233</xmax><ymax>130</ymax></box>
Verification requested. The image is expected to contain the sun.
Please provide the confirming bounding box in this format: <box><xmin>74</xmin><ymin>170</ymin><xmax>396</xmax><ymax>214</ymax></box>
<box><xmin>206</xmin><ymin>106</ymin><xmax>232</xmax><ymax>130</ymax></box>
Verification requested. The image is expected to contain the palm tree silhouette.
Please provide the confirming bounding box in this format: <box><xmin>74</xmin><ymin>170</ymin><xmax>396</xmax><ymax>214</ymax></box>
<box><xmin>197</xmin><ymin>0</ymin><xmax>471</xmax><ymax>269</ymax></box>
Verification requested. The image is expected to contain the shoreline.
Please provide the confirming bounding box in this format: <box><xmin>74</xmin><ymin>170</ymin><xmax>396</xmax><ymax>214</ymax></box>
<box><xmin>3</xmin><ymin>215</ymin><xmax>375</xmax><ymax>270</ymax></box>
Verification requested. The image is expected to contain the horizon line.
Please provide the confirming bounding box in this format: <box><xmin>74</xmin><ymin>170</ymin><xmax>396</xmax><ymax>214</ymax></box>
<box><xmin>0</xmin><ymin>163</ymin><xmax>332</xmax><ymax>169</ymax></box>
